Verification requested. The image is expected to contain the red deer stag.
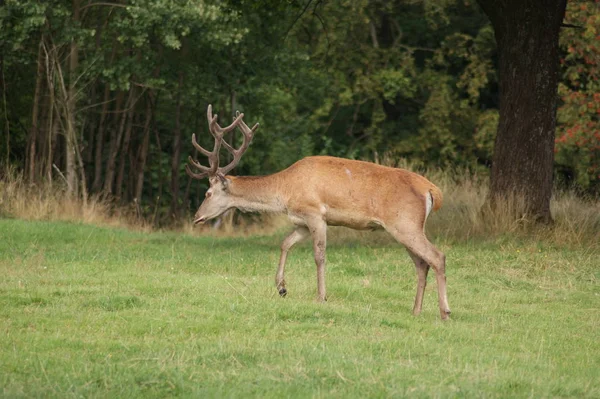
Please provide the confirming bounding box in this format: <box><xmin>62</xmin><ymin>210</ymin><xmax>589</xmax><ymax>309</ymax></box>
<box><xmin>187</xmin><ymin>105</ymin><xmax>450</xmax><ymax>320</ymax></box>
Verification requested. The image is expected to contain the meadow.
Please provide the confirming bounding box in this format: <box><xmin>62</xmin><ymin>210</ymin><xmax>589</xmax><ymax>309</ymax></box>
<box><xmin>1</xmin><ymin>215</ymin><xmax>599</xmax><ymax>398</ymax></box>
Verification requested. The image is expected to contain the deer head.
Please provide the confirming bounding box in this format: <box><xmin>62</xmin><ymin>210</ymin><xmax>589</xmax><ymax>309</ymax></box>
<box><xmin>186</xmin><ymin>105</ymin><xmax>259</xmax><ymax>224</ymax></box>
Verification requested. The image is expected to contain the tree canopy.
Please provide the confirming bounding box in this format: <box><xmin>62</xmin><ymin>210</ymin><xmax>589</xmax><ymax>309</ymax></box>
<box><xmin>0</xmin><ymin>0</ymin><xmax>597</xmax><ymax>223</ymax></box>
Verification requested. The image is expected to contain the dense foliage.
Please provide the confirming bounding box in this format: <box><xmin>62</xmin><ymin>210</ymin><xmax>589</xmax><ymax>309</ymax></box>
<box><xmin>0</xmin><ymin>0</ymin><xmax>597</xmax><ymax>223</ymax></box>
<box><xmin>556</xmin><ymin>0</ymin><xmax>600</xmax><ymax>191</ymax></box>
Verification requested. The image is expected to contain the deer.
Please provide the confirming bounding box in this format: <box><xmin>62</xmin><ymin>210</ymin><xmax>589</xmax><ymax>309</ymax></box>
<box><xmin>187</xmin><ymin>105</ymin><xmax>451</xmax><ymax>320</ymax></box>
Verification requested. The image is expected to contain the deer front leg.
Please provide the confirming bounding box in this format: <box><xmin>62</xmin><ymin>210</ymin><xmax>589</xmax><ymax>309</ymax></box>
<box><xmin>306</xmin><ymin>218</ymin><xmax>328</xmax><ymax>302</ymax></box>
<box><xmin>276</xmin><ymin>227</ymin><xmax>309</xmax><ymax>297</ymax></box>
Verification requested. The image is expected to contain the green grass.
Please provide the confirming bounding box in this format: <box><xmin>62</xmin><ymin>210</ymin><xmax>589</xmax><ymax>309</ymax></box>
<box><xmin>0</xmin><ymin>218</ymin><xmax>598</xmax><ymax>398</ymax></box>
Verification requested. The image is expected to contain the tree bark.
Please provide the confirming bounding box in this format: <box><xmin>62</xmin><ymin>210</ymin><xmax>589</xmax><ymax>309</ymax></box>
<box><xmin>169</xmin><ymin>71</ymin><xmax>184</xmax><ymax>219</ymax></box>
<box><xmin>477</xmin><ymin>0</ymin><xmax>567</xmax><ymax>224</ymax></box>
<box><xmin>1</xmin><ymin>52</ymin><xmax>10</xmax><ymax>166</ymax></box>
<box><xmin>92</xmin><ymin>38</ymin><xmax>119</xmax><ymax>193</ymax></box>
<box><xmin>26</xmin><ymin>39</ymin><xmax>46</xmax><ymax>182</ymax></box>
<box><xmin>92</xmin><ymin>85</ymin><xmax>110</xmax><ymax>192</ymax></box>
<box><xmin>115</xmin><ymin>87</ymin><xmax>136</xmax><ymax>200</ymax></box>
<box><xmin>183</xmin><ymin>99</ymin><xmax>202</xmax><ymax>215</ymax></box>
<box><xmin>134</xmin><ymin>94</ymin><xmax>154</xmax><ymax>204</ymax></box>
<box><xmin>45</xmin><ymin>51</ymin><xmax>56</xmax><ymax>184</ymax></box>
<box><xmin>65</xmin><ymin>0</ymin><xmax>81</xmax><ymax>196</ymax></box>
<box><xmin>133</xmin><ymin>52</ymin><xmax>161</xmax><ymax>208</ymax></box>
<box><xmin>151</xmin><ymin>110</ymin><xmax>165</xmax><ymax>225</ymax></box>
<box><xmin>102</xmin><ymin>90</ymin><xmax>127</xmax><ymax>195</ymax></box>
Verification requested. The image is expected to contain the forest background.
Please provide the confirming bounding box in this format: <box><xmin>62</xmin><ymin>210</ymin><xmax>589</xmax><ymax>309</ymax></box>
<box><xmin>0</xmin><ymin>0</ymin><xmax>598</xmax><ymax>225</ymax></box>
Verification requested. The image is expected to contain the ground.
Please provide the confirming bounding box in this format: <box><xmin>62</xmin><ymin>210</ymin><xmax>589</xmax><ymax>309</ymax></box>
<box><xmin>0</xmin><ymin>219</ymin><xmax>598</xmax><ymax>398</ymax></box>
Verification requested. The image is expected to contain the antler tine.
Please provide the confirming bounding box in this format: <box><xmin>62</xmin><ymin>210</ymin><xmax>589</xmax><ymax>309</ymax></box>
<box><xmin>186</xmin><ymin>105</ymin><xmax>223</xmax><ymax>180</ymax></box>
<box><xmin>191</xmin><ymin>134</ymin><xmax>212</xmax><ymax>157</ymax></box>
<box><xmin>188</xmin><ymin>131</ymin><xmax>220</xmax><ymax>178</ymax></box>
<box><xmin>186</xmin><ymin>150</ymin><xmax>214</xmax><ymax>180</ymax></box>
<box><xmin>206</xmin><ymin>104</ymin><xmax>220</xmax><ymax>138</ymax></box>
<box><xmin>207</xmin><ymin>103</ymin><xmax>246</xmax><ymax>136</ymax></box>
<box><xmin>207</xmin><ymin>104</ymin><xmax>213</xmax><ymax>124</ymax></box>
<box><xmin>185</xmin><ymin>164</ymin><xmax>209</xmax><ymax>180</ymax></box>
<box><xmin>188</xmin><ymin>155</ymin><xmax>210</xmax><ymax>172</ymax></box>
<box><xmin>236</xmin><ymin>110</ymin><xmax>260</xmax><ymax>138</ymax></box>
<box><xmin>209</xmin><ymin>111</ymin><xmax>245</xmax><ymax>136</ymax></box>
<box><xmin>218</xmin><ymin>110</ymin><xmax>260</xmax><ymax>176</ymax></box>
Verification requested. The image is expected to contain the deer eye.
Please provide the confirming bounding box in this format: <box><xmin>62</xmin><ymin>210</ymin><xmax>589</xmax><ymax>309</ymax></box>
<box><xmin>205</xmin><ymin>191</ymin><xmax>212</xmax><ymax>198</ymax></box>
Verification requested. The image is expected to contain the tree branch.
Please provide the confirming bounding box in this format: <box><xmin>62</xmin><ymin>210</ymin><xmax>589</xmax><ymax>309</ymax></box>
<box><xmin>560</xmin><ymin>22</ymin><xmax>584</xmax><ymax>29</ymax></box>
<box><xmin>79</xmin><ymin>2</ymin><xmax>128</xmax><ymax>11</ymax></box>
<box><xmin>283</xmin><ymin>0</ymin><xmax>313</xmax><ymax>42</ymax></box>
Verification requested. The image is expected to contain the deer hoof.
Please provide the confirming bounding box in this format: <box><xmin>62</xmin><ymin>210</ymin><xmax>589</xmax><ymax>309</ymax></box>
<box><xmin>278</xmin><ymin>288</ymin><xmax>287</xmax><ymax>297</ymax></box>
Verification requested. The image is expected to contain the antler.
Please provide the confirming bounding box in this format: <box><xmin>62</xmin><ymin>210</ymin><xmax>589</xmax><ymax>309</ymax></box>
<box><xmin>218</xmin><ymin>111</ymin><xmax>260</xmax><ymax>175</ymax></box>
<box><xmin>186</xmin><ymin>105</ymin><xmax>259</xmax><ymax>180</ymax></box>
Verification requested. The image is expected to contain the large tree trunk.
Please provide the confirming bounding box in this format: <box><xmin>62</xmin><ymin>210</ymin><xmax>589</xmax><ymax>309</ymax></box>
<box><xmin>477</xmin><ymin>0</ymin><xmax>567</xmax><ymax>224</ymax></box>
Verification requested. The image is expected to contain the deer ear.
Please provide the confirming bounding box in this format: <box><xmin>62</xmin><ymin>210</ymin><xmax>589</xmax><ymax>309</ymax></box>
<box><xmin>217</xmin><ymin>173</ymin><xmax>229</xmax><ymax>189</ymax></box>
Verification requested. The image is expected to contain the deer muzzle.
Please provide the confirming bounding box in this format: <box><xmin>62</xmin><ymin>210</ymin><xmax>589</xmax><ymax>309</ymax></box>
<box><xmin>193</xmin><ymin>217</ymin><xmax>207</xmax><ymax>225</ymax></box>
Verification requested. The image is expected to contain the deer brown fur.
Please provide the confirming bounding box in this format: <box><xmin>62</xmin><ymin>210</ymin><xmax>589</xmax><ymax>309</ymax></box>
<box><xmin>188</xmin><ymin>106</ymin><xmax>450</xmax><ymax>320</ymax></box>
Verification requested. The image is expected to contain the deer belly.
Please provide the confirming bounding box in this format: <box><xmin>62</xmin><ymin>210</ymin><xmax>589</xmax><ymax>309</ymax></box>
<box><xmin>323</xmin><ymin>207</ymin><xmax>382</xmax><ymax>230</ymax></box>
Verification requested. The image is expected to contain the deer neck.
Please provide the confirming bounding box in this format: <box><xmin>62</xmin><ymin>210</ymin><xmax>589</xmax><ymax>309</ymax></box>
<box><xmin>227</xmin><ymin>175</ymin><xmax>285</xmax><ymax>214</ymax></box>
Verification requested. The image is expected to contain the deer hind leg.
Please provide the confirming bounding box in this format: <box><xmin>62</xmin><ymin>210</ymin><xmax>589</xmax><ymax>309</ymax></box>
<box><xmin>306</xmin><ymin>217</ymin><xmax>328</xmax><ymax>302</ymax></box>
<box><xmin>387</xmin><ymin>226</ymin><xmax>450</xmax><ymax>320</ymax></box>
<box><xmin>276</xmin><ymin>226</ymin><xmax>310</xmax><ymax>297</ymax></box>
<box><xmin>408</xmin><ymin>250</ymin><xmax>430</xmax><ymax>316</ymax></box>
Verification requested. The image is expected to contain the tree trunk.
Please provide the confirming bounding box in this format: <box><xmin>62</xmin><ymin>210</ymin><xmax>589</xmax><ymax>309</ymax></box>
<box><xmin>45</xmin><ymin>57</ymin><xmax>56</xmax><ymax>184</ymax></box>
<box><xmin>477</xmin><ymin>0</ymin><xmax>567</xmax><ymax>224</ymax></box>
<box><xmin>49</xmin><ymin>104</ymin><xmax>60</xmax><ymax>184</ymax></box>
<box><xmin>84</xmin><ymin>9</ymin><xmax>106</xmax><ymax>170</ymax></box>
<box><xmin>84</xmin><ymin>87</ymin><xmax>96</xmax><ymax>167</ymax></box>
<box><xmin>27</xmin><ymin>39</ymin><xmax>45</xmax><ymax>182</ymax></box>
<box><xmin>169</xmin><ymin>71</ymin><xmax>184</xmax><ymax>219</ymax></box>
<box><xmin>183</xmin><ymin>99</ymin><xmax>202</xmax><ymax>215</ymax></box>
<box><xmin>115</xmin><ymin>88</ymin><xmax>135</xmax><ymax>200</ymax></box>
<box><xmin>66</xmin><ymin>0</ymin><xmax>81</xmax><ymax>196</ymax></box>
<box><xmin>133</xmin><ymin>51</ymin><xmax>161</xmax><ymax>208</ymax></box>
<box><xmin>1</xmin><ymin>52</ymin><xmax>10</xmax><ymax>166</ymax></box>
<box><xmin>92</xmin><ymin>85</ymin><xmax>110</xmax><ymax>193</ymax></box>
<box><xmin>92</xmin><ymin>38</ymin><xmax>119</xmax><ymax>193</ymax></box>
<box><xmin>134</xmin><ymin>94</ymin><xmax>154</xmax><ymax>204</ymax></box>
<box><xmin>102</xmin><ymin>90</ymin><xmax>126</xmax><ymax>195</ymax></box>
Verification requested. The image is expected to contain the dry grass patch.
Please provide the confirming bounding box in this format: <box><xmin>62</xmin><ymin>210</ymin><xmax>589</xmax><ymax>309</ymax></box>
<box><xmin>0</xmin><ymin>168</ymin><xmax>148</xmax><ymax>231</ymax></box>
<box><xmin>2</xmin><ymin>164</ymin><xmax>599</xmax><ymax>247</ymax></box>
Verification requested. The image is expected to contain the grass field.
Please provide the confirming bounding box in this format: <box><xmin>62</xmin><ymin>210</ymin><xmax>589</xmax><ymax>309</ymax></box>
<box><xmin>1</xmin><ymin>218</ymin><xmax>599</xmax><ymax>398</ymax></box>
